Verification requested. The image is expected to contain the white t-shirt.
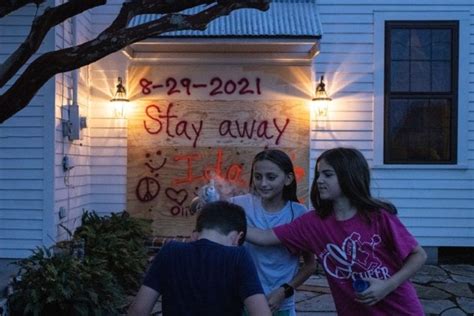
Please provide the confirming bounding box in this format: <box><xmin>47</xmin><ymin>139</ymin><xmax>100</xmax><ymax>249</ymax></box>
<box><xmin>229</xmin><ymin>193</ymin><xmax>308</xmax><ymax>313</ymax></box>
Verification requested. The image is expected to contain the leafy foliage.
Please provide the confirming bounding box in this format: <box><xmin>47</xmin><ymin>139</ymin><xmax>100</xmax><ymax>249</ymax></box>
<box><xmin>9</xmin><ymin>211</ymin><xmax>152</xmax><ymax>315</ymax></box>
<box><xmin>74</xmin><ymin>211</ymin><xmax>152</xmax><ymax>293</ymax></box>
<box><xmin>9</xmin><ymin>245</ymin><xmax>124</xmax><ymax>316</ymax></box>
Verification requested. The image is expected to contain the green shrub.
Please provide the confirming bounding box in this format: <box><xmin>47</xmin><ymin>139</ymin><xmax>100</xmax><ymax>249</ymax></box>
<box><xmin>73</xmin><ymin>211</ymin><xmax>152</xmax><ymax>293</ymax></box>
<box><xmin>9</xmin><ymin>245</ymin><xmax>124</xmax><ymax>316</ymax></box>
<box><xmin>9</xmin><ymin>211</ymin><xmax>152</xmax><ymax>315</ymax></box>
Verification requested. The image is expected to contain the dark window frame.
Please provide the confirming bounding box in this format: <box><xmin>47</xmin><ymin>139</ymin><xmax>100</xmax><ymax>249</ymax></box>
<box><xmin>384</xmin><ymin>21</ymin><xmax>459</xmax><ymax>164</ymax></box>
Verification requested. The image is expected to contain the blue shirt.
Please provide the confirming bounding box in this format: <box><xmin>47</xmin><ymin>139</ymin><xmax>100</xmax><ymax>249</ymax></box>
<box><xmin>230</xmin><ymin>194</ymin><xmax>308</xmax><ymax>312</ymax></box>
<box><xmin>143</xmin><ymin>238</ymin><xmax>263</xmax><ymax>316</ymax></box>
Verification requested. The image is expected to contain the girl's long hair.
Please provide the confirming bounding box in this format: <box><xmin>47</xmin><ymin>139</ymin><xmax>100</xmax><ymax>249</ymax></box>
<box><xmin>249</xmin><ymin>149</ymin><xmax>299</xmax><ymax>203</ymax></box>
<box><xmin>310</xmin><ymin>147</ymin><xmax>397</xmax><ymax>220</ymax></box>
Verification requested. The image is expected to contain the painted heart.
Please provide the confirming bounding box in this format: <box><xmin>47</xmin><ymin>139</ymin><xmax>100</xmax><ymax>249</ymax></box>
<box><xmin>165</xmin><ymin>188</ymin><xmax>188</xmax><ymax>205</ymax></box>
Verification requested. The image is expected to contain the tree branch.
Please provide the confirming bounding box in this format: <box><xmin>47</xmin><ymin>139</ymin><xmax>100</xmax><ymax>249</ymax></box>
<box><xmin>0</xmin><ymin>0</ymin><xmax>106</xmax><ymax>88</ymax></box>
<box><xmin>100</xmin><ymin>0</ymin><xmax>217</xmax><ymax>34</ymax></box>
<box><xmin>0</xmin><ymin>0</ymin><xmax>270</xmax><ymax>123</ymax></box>
<box><xmin>0</xmin><ymin>0</ymin><xmax>44</xmax><ymax>18</ymax></box>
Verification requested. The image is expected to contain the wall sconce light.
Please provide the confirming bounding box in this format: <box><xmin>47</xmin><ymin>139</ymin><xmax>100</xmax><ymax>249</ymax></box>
<box><xmin>312</xmin><ymin>75</ymin><xmax>332</xmax><ymax>117</ymax></box>
<box><xmin>110</xmin><ymin>77</ymin><xmax>129</xmax><ymax>118</ymax></box>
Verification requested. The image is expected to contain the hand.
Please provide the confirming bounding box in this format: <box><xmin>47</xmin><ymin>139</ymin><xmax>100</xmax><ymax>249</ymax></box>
<box><xmin>267</xmin><ymin>287</ymin><xmax>285</xmax><ymax>312</ymax></box>
<box><xmin>354</xmin><ymin>277</ymin><xmax>395</xmax><ymax>306</ymax></box>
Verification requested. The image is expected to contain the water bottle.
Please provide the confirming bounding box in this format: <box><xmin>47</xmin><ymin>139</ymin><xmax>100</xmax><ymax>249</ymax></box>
<box><xmin>202</xmin><ymin>179</ymin><xmax>220</xmax><ymax>203</ymax></box>
<box><xmin>352</xmin><ymin>278</ymin><xmax>370</xmax><ymax>293</ymax></box>
<box><xmin>189</xmin><ymin>179</ymin><xmax>220</xmax><ymax>214</ymax></box>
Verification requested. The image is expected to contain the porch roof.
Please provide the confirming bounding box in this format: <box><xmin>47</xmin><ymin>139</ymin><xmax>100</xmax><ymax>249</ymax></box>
<box><xmin>128</xmin><ymin>0</ymin><xmax>322</xmax><ymax>39</ymax></box>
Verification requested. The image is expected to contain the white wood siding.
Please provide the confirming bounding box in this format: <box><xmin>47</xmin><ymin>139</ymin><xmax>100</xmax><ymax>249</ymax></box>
<box><xmin>0</xmin><ymin>0</ymin><xmax>98</xmax><ymax>257</ymax></box>
<box><xmin>88</xmin><ymin>2</ymin><xmax>129</xmax><ymax>215</ymax></box>
<box><xmin>315</xmin><ymin>0</ymin><xmax>474</xmax><ymax>246</ymax></box>
<box><xmin>53</xmin><ymin>7</ymin><xmax>94</xmax><ymax>241</ymax></box>
<box><xmin>0</xmin><ymin>3</ymin><xmax>55</xmax><ymax>258</ymax></box>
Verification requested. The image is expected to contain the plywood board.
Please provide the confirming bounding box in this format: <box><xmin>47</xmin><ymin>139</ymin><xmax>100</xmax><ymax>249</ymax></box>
<box><xmin>127</xmin><ymin>64</ymin><xmax>311</xmax><ymax>237</ymax></box>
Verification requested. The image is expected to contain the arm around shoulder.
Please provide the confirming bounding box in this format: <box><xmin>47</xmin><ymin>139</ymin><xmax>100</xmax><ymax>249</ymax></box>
<box><xmin>244</xmin><ymin>293</ymin><xmax>272</xmax><ymax>316</ymax></box>
<box><xmin>246</xmin><ymin>227</ymin><xmax>281</xmax><ymax>246</ymax></box>
<box><xmin>128</xmin><ymin>285</ymin><xmax>160</xmax><ymax>316</ymax></box>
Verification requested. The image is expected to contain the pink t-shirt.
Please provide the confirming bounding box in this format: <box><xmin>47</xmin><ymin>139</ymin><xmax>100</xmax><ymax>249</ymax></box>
<box><xmin>274</xmin><ymin>210</ymin><xmax>424</xmax><ymax>316</ymax></box>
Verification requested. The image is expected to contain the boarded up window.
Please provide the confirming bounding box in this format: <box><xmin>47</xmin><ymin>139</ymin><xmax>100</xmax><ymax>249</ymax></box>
<box><xmin>127</xmin><ymin>65</ymin><xmax>310</xmax><ymax>236</ymax></box>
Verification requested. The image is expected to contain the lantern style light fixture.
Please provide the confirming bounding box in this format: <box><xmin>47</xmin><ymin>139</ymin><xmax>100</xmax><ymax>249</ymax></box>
<box><xmin>312</xmin><ymin>75</ymin><xmax>332</xmax><ymax>117</ymax></box>
<box><xmin>110</xmin><ymin>77</ymin><xmax>129</xmax><ymax>117</ymax></box>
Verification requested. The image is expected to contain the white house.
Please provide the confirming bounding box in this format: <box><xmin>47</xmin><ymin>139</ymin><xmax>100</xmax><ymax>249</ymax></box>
<box><xmin>0</xmin><ymin>0</ymin><xmax>472</xmax><ymax>261</ymax></box>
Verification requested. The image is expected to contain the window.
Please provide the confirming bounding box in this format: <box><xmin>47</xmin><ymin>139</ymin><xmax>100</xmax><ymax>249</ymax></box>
<box><xmin>384</xmin><ymin>21</ymin><xmax>458</xmax><ymax>164</ymax></box>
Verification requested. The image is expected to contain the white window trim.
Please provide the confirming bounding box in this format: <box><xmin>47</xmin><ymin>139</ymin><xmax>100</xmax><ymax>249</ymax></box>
<box><xmin>373</xmin><ymin>11</ymin><xmax>469</xmax><ymax>169</ymax></box>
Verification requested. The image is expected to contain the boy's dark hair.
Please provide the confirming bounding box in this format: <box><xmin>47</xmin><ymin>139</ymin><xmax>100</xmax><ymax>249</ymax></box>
<box><xmin>249</xmin><ymin>149</ymin><xmax>299</xmax><ymax>203</ymax></box>
<box><xmin>311</xmin><ymin>147</ymin><xmax>397</xmax><ymax>220</ymax></box>
<box><xmin>195</xmin><ymin>201</ymin><xmax>247</xmax><ymax>245</ymax></box>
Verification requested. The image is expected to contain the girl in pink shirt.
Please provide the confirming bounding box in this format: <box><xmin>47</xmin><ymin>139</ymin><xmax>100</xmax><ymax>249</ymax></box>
<box><xmin>246</xmin><ymin>147</ymin><xmax>427</xmax><ymax>315</ymax></box>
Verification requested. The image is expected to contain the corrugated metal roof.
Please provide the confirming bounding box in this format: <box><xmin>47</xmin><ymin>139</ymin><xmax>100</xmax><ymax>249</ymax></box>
<box><xmin>128</xmin><ymin>0</ymin><xmax>322</xmax><ymax>38</ymax></box>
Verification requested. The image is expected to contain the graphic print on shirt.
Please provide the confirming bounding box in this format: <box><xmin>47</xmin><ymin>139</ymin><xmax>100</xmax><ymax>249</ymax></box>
<box><xmin>321</xmin><ymin>232</ymin><xmax>391</xmax><ymax>281</ymax></box>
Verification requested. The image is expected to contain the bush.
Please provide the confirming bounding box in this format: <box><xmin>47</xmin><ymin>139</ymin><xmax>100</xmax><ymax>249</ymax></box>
<box><xmin>9</xmin><ymin>245</ymin><xmax>124</xmax><ymax>316</ymax></box>
<box><xmin>9</xmin><ymin>211</ymin><xmax>152</xmax><ymax>315</ymax></box>
<box><xmin>73</xmin><ymin>211</ymin><xmax>152</xmax><ymax>293</ymax></box>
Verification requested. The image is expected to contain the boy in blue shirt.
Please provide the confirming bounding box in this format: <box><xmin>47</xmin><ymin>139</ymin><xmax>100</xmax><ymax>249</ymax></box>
<box><xmin>128</xmin><ymin>201</ymin><xmax>271</xmax><ymax>316</ymax></box>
